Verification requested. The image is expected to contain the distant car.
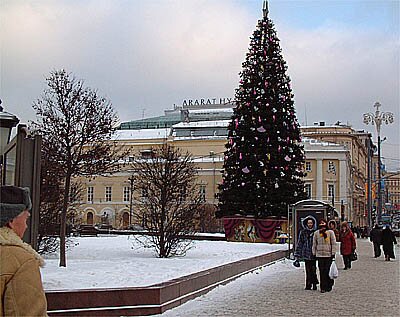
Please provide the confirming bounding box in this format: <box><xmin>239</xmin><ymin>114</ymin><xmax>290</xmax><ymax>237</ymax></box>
<box><xmin>78</xmin><ymin>225</ymin><xmax>99</xmax><ymax>236</ymax></box>
<box><xmin>128</xmin><ymin>224</ymin><xmax>144</xmax><ymax>231</ymax></box>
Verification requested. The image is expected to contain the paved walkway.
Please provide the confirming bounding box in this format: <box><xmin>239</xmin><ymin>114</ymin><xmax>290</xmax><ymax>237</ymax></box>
<box><xmin>160</xmin><ymin>238</ymin><xmax>400</xmax><ymax>317</ymax></box>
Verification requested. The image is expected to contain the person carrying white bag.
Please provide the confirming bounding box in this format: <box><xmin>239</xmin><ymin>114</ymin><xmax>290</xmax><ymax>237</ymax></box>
<box><xmin>312</xmin><ymin>218</ymin><xmax>337</xmax><ymax>293</ymax></box>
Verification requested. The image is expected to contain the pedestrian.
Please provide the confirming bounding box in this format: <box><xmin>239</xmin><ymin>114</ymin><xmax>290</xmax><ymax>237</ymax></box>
<box><xmin>339</xmin><ymin>221</ymin><xmax>356</xmax><ymax>269</ymax></box>
<box><xmin>381</xmin><ymin>225</ymin><xmax>397</xmax><ymax>261</ymax></box>
<box><xmin>328</xmin><ymin>220</ymin><xmax>340</xmax><ymax>242</ymax></box>
<box><xmin>312</xmin><ymin>218</ymin><xmax>337</xmax><ymax>293</ymax></box>
<box><xmin>0</xmin><ymin>186</ymin><xmax>48</xmax><ymax>316</ymax></box>
<box><xmin>369</xmin><ymin>224</ymin><xmax>383</xmax><ymax>258</ymax></box>
<box><xmin>294</xmin><ymin>217</ymin><xmax>318</xmax><ymax>290</ymax></box>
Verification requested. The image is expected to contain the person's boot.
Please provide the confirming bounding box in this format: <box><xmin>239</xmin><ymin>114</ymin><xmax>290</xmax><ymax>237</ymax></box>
<box><xmin>312</xmin><ymin>284</ymin><xmax>317</xmax><ymax>290</ymax></box>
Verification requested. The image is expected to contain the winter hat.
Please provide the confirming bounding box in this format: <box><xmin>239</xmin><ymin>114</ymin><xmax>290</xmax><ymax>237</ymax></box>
<box><xmin>0</xmin><ymin>186</ymin><xmax>32</xmax><ymax>227</ymax></box>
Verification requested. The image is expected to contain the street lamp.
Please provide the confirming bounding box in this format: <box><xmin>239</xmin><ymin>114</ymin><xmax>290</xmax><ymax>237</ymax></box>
<box><xmin>0</xmin><ymin>100</ymin><xmax>20</xmax><ymax>185</ymax></box>
<box><xmin>0</xmin><ymin>100</ymin><xmax>19</xmax><ymax>156</ymax></box>
<box><xmin>128</xmin><ymin>174</ymin><xmax>134</xmax><ymax>227</ymax></box>
<box><xmin>363</xmin><ymin>102</ymin><xmax>394</xmax><ymax>224</ymax></box>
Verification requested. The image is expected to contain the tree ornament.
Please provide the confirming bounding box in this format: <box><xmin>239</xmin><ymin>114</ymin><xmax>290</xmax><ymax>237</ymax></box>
<box><xmin>284</xmin><ymin>155</ymin><xmax>291</xmax><ymax>161</ymax></box>
<box><xmin>242</xmin><ymin>166</ymin><xmax>250</xmax><ymax>173</ymax></box>
<box><xmin>257</xmin><ymin>126</ymin><xmax>266</xmax><ymax>133</ymax></box>
<box><xmin>275</xmin><ymin>182</ymin><xmax>279</xmax><ymax>188</ymax></box>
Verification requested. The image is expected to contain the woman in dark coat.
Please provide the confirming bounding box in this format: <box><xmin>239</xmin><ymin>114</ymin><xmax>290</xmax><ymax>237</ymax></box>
<box><xmin>369</xmin><ymin>224</ymin><xmax>383</xmax><ymax>257</ymax></box>
<box><xmin>294</xmin><ymin>217</ymin><xmax>318</xmax><ymax>290</ymax></box>
<box><xmin>339</xmin><ymin>221</ymin><xmax>356</xmax><ymax>269</ymax></box>
<box><xmin>381</xmin><ymin>225</ymin><xmax>397</xmax><ymax>261</ymax></box>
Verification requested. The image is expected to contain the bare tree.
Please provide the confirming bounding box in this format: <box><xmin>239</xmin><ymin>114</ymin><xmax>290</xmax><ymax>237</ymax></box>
<box><xmin>37</xmin><ymin>151</ymin><xmax>82</xmax><ymax>255</ymax></box>
<box><xmin>131</xmin><ymin>145</ymin><xmax>203</xmax><ymax>258</ymax></box>
<box><xmin>198</xmin><ymin>204</ymin><xmax>223</xmax><ymax>233</ymax></box>
<box><xmin>31</xmin><ymin>69</ymin><xmax>126</xmax><ymax>266</ymax></box>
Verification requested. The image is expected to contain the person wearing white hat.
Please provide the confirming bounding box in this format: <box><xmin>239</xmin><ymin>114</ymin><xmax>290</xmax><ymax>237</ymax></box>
<box><xmin>0</xmin><ymin>186</ymin><xmax>47</xmax><ymax>316</ymax></box>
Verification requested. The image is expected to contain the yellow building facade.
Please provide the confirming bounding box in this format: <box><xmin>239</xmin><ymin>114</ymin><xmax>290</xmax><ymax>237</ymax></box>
<box><xmin>74</xmin><ymin>119</ymin><xmax>374</xmax><ymax>229</ymax></box>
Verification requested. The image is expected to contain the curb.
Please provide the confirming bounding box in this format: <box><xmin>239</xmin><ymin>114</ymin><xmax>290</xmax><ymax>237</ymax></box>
<box><xmin>46</xmin><ymin>249</ymin><xmax>288</xmax><ymax>316</ymax></box>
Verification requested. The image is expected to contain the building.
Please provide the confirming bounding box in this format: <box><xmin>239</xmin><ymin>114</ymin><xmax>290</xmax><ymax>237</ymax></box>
<box><xmin>302</xmin><ymin>138</ymin><xmax>351</xmax><ymax>221</ymax></box>
<box><xmin>384</xmin><ymin>171</ymin><xmax>400</xmax><ymax>214</ymax></box>
<box><xmin>301</xmin><ymin>123</ymin><xmax>373</xmax><ymax>226</ymax></box>
<box><xmin>73</xmin><ymin>105</ymin><xmax>370</xmax><ymax>228</ymax></box>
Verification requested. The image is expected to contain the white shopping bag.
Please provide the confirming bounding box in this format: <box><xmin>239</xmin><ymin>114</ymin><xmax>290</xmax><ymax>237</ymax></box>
<box><xmin>329</xmin><ymin>261</ymin><xmax>338</xmax><ymax>279</ymax></box>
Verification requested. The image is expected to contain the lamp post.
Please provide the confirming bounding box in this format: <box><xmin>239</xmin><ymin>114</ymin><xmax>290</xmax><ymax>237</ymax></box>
<box><xmin>0</xmin><ymin>100</ymin><xmax>20</xmax><ymax>185</ymax></box>
<box><xmin>363</xmin><ymin>102</ymin><xmax>394</xmax><ymax>224</ymax></box>
<box><xmin>128</xmin><ymin>174</ymin><xmax>134</xmax><ymax>227</ymax></box>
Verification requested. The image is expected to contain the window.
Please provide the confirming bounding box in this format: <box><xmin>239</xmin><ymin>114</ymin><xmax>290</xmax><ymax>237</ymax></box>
<box><xmin>328</xmin><ymin>161</ymin><xmax>336</xmax><ymax>174</ymax></box>
<box><xmin>328</xmin><ymin>184</ymin><xmax>335</xmax><ymax>198</ymax></box>
<box><xmin>87</xmin><ymin>187</ymin><xmax>94</xmax><ymax>203</ymax></box>
<box><xmin>141</xmin><ymin>188</ymin><xmax>148</xmax><ymax>202</ymax></box>
<box><xmin>304</xmin><ymin>184</ymin><xmax>311</xmax><ymax>198</ymax></box>
<box><xmin>199</xmin><ymin>185</ymin><xmax>206</xmax><ymax>203</ymax></box>
<box><xmin>105</xmin><ymin>186</ymin><xmax>112</xmax><ymax>202</ymax></box>
<box><xmin>123</xmin><ymin>186</ymin><xmax>130</xmax><ymax>202</ymax></box>
<box><xmin>179</xmin><ymin>188</ymin><xmax>186</xmax><ymax>203</ymax></box>
<box><xmin>305</xmin><ymin>162</ymin><xmax>312</xmax><ymax>172</ymax></box>
<box><xmin>140</xmin><ymin>149</ymin><xmax>154</xmax><ymax>159</ymax></box>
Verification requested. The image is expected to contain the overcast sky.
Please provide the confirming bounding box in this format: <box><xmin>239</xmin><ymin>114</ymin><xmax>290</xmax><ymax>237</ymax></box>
<box><xmin>1</xmin><ymin>0</ymin><xmax>399</xmax><ymax>170</ymax></box>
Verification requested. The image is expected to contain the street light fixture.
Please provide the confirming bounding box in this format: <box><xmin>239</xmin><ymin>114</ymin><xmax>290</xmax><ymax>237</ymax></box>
<box><xmin>0</xmin><ymin>100</ymin><xmax>20</xmax><ymax>185</ymax></box>
<box><xmin>0</xmin><ymin>100</ymin><xmax>19</xmax><ymax>156</ymax></box>
<box><xmin>363</xmin><ymin>102</ymin><xmax>394</xmax><ymax>224</ymax></box>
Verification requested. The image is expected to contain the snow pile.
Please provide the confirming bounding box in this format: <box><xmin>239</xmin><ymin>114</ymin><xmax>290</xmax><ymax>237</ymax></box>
<box><xmin>41</xmin><ymin>235</ymin><xmax>287</xmax><ymax>290</ymax></box>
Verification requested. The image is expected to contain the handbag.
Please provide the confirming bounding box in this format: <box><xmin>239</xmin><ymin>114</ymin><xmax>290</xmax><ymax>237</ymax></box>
<box><xmin>350</xmin><ymin>250</ymin><xmax>358</xmax><ymax>261</ymax></box>
<box><xmin>329</xmin><ymin>260</ymin><xmax>338</xmax><ymax>279</ymax></box>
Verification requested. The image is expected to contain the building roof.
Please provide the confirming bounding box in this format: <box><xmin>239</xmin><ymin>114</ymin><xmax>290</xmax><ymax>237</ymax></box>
<box><xmin>113</xmin><ymin>128</ymin><xmax>171</xmax><ymax>140</ymax></box>
<box><xmin>119</xmin><ymin>114</ymin><xmax>181</xmax><ymax>130</ymax></box>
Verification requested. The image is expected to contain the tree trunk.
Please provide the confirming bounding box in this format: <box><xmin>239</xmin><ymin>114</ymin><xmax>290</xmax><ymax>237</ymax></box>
<box><xmin>59</xmin><ymin>174</ymin><xmax>71</xmax><ymax>267</ymax></box>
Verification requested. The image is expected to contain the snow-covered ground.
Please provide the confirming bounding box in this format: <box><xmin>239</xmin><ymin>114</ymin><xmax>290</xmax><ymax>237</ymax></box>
<box><xmin>41</xmin><ymin>235</ymin><xmax>288</xmax><ymax>291</ymax></box>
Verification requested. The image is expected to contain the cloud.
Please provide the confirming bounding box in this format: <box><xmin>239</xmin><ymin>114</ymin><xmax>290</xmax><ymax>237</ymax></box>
<box><xmin>1</xmin><ymin>0</ymin><xmax>398</xmax><ymax>169</ymax></box>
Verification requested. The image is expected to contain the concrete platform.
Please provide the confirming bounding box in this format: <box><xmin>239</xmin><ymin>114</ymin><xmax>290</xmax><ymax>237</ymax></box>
<box><xmin>46</xmin><ymin>249</ymin><xmax>288</xmax><ymax>316</ymax></box>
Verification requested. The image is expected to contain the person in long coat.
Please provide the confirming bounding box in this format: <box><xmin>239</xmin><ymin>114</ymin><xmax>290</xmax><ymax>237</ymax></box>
<box><xmin>312</xmin><ymin>219</ymin><xmax>337</xmax><ymax>293</ymax></box>
<box><xmin>328</xmin><ymin>220</ymin><xmax>340</xmax><ymax>242</ymax></box>
<box><xmin>369</xmin><ymin>224</ymin><xmax>383</xmax><ymax>257</ymax></box>
<box><xmin>0</xmin><ymin>186</ymin><xmax>48</xmax><ymax>316</ymax></box>
<box><xmin>294</xmin><ymin>217</ymin><xmax>319</xmax><ymax>290</ymax></box>
<box><xmin>339</xmin><ymin>221</ymin><xmax>356</xmax><ymax>269</ymax></box>
<box><xmin>381</xmin><ymin>225</ymin><xmax>397</xmax><ymax>261</ymax></box>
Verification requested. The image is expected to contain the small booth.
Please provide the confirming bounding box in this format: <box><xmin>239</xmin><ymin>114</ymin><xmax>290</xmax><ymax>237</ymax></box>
<box><xmin>0</xmin><ymin>104</ymin><xmax>42</xmax><ymax>249</ymax></box>
<box><xmin>289</xmin><ymin>199</ymin><xmax>338</xmax><ymax>254</ymax></box>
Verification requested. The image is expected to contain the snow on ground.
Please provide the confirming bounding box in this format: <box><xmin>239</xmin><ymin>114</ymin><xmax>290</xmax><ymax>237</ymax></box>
<box><xmin>41</xmin><ymin>235</ymin><xmax>287</xmax><ymax>291</ymax></box>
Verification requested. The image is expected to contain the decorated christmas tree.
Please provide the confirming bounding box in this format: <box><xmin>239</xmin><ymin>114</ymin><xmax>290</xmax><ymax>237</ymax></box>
<box><xmin>217</xmin><ymin>1</ymin><xmax>306</xmax><ymax>219</ymax></box>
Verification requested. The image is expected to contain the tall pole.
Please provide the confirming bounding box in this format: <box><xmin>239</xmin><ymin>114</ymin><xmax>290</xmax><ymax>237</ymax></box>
<box><xmin>366</xmin><ymin>137</ymin><xmax>373</xmax><ymax>228</ymax></box>
<box><xmin>129</xmin><ymin>175</ymin><xmax>134</xmax><ymax>227</ymax></box>
<box><xmin>377</xmin><ymin>135</ymin><xmax>382</xmax><ymax>224</ymax></box>
<box><xmin>363</xmin><ymin>102</ymin><xmax>394</xmax><ymax>225</ymax></box>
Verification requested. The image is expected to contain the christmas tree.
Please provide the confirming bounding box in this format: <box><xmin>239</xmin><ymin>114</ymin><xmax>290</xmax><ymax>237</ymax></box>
<box><xmin>217</xmin><ymin>1</ymin><xmax>306</xmax><ymax>219</ymax></box>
